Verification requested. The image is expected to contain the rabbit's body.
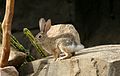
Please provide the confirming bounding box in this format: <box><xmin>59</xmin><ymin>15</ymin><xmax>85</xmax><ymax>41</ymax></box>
<box><xmin>36</xmin><ymin>18</ymin><xmax>84</xmax><ymax>60</ymax></box>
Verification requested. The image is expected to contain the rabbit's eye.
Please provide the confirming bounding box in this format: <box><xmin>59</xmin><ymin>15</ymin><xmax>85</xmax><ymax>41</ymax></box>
<box><xmin>38</xmin><ymin>35</ymin><xmax>42</xmax><ymax>38</ymax></box>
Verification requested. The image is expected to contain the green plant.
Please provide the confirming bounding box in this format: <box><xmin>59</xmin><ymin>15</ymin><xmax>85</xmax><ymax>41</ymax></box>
<box><xmin>23</xmin><ymin>28</ymin><xmax>48</xmax><ymax>58</ymax></box>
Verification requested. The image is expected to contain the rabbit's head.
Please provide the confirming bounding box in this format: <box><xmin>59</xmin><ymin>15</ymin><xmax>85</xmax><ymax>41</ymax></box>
<box><xmin>36</xmin><ymin>18</ymin><xmax>51</xmax><ymax>42</ymax></box>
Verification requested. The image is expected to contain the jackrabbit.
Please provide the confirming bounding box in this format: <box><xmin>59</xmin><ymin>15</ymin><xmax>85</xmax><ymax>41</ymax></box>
<box><xmin>35</xmin><ymin>18</ymin><xmax>84</xmax><ymax>60</ymax></box>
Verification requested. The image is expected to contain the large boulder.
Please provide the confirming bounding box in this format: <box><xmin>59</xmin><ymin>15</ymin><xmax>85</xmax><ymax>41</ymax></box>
<box><xmin>47</xmin><ymin>24</ymin><xmax>81</xmax><ymax>44</ymax></box>
<box><xmin>19</xmin><ymin>45</ymin><xmax>120</xmax><ymax>76</ymax></box>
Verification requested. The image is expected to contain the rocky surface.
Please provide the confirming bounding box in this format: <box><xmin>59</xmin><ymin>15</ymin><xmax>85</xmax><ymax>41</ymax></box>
<box><xmin>0</xmin><ymin>66</ymin><xmax>19</xmax><ymax>76</ymax></box>
<box><xmin>19</xmin><ymin>44</ymin><xmax>120</xmax><ymax>76</ymax></box>
<box><xmin>47</xmin><ymin>24</ymin><xmax>81</xmax><ymax>44</ymax></box>
<box><xmin>0</xmin><ymin>44</ymin><xmax>26</xmax><ymax>67</ymax></box>
<box><xmin>8</xmin><ymin>47</ymin><xmax>26</xmax><ymax>67</ymax></box>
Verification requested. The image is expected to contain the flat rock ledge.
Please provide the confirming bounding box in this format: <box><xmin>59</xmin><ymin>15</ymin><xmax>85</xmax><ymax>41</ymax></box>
<box><xmin>19</xmin><ymin>45</ymin><xmax>120</xmax><ymax>76</ymax></box>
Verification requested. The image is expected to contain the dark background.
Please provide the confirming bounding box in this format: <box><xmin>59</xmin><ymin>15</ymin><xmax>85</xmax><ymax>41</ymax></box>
<box><xmin>0</xmin><ymin>0</ymin><xmax>120</xmax><ymax>48</ymax></box>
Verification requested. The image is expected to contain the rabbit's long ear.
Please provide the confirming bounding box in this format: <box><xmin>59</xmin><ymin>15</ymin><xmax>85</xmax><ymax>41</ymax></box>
<box><xmin>44</xmin><ymin>19</ymin><xmax>51</xmax><ymax>33</ymax></box>
<box><xmin>39</xmin><ymin>18</ymin><xmax>46</xmax><ymax>32</ymax></box>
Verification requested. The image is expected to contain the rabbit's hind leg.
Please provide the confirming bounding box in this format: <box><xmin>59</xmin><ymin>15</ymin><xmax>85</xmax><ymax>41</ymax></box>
<box><xmin>58</xmin><ymin>47</ymin><xmax>72</xmax><ymax>60</ymax></box>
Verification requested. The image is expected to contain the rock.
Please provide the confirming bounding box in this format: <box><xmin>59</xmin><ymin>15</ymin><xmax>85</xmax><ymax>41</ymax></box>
<box><xmin>19</xmin><ymin>45</ymin><xmax>120</xmax><ymax>76</ymax></box>
<box><xmin>0</xmin><ymin>66</ymin><xmax>19</xmax><ymax>76</ymax></box>
<box><xmin>0</xmin><ymin>44</ymin><xmax>26</xmax><ymax>67</ymax></box>
<box><xmin>8</xmin><ymin>47</ymin><xmax>26</xmax><ymax>67</ymax></box>
<box><xmin>47</xmin><ymin>24</ymin><xmax>81</xmax><ymax>44</ymax></box>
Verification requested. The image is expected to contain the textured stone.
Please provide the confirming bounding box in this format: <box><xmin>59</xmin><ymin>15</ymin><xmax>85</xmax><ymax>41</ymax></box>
<box><xmin>0</xmin><ymin>44</ymin><xmax>26</xmax><ymax>66</ymax></box>
<box><xmin>19</xmin><ymin>45</ymin><xmax>120</xmax><ymax>76</ymax></box>
<box><xmin>0</xmin><ymin>66</ymin><xmax>19</xmax><ymax>76</ymax></box>
<box><xmin>47</xmin><ymin>24</ymin><xmax>81</xmax><ymax>44</ymax></box>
